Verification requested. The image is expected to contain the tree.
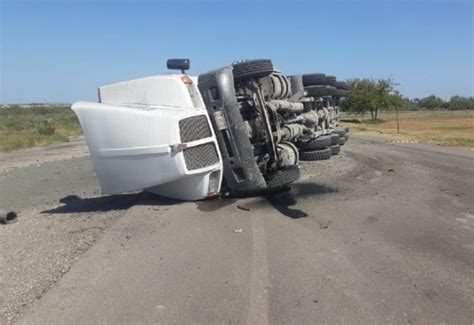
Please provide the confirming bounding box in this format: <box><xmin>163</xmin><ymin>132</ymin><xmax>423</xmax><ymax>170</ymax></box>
<box><xmin>448</xmin><ymin>96</ymin><xmax>474</xmax><ymax>110</ymax></box>
<box><xmin>374</xmin><ymin>79</ymin><xmax>394</xmax><ymax>120</ymax></box>
<box><xmin>418</xmin><ymin>95</ymin><xmax>445</xmax><ymax>110</ymax></box>
<box><xmin>341</xmin><ymin>78</ymin><xmax>395</xmax><ymax>120</ymax></box>
<box><xmin>390</xmin><ymin>90</ymin><xmax>404</xmax><ymax>133</ymax></box>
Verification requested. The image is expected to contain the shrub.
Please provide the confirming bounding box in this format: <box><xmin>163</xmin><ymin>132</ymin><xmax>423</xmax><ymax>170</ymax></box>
<box><xmin>37</xmin><ymin>120</ymin><xmax>56</xmax><ymax>135</ymax></box>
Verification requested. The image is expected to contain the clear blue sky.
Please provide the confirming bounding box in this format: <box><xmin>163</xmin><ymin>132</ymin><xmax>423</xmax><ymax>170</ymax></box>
<box><xmin>1</xmin><ymin>0</ymin><xmax>473</xmax><ymax>103</ymax></box>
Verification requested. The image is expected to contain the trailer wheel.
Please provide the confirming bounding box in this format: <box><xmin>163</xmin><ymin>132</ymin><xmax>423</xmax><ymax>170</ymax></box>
<box><xmin>302</xmin><ymin>73</ymin><xmax>327</xmax><ymax>86</ymax></box>
<box><xmin>328</xmin><ymin>134</ymin><xmax>339</xmax><ymax>145</ymax></box>
<box><xmin>232</xmin><ymin>59</ymin><xmax>274</xmax><ymax>81</ymax></box>
<box><xmin>297</xmin><ymin>135</ymin><xmax>332</xmax><ymax>151</ymax></box>
<box><xmin>299</xmin><ymin>148</ymin><xmax>332</xmax><ymax>161</ymax></box>
<box><xmin>325</xmin><ymin>75</ymin><xmax>337</xmax><ymax>86</ymax></box>
<box><xmin>265</xmin><ymin>165</ymin><xmax>300</xmax><ymax>189</ymax></box>
<box><xmin>332</xmin><ymin>128</ymin><xmax>346</xmax><ymax>137</ymax></box>
<box><xmin>335</xmin><ymin>89</ymin><xmax>349</xmax><ymax>97</ymax></box>
<box><xmin>330</xmin><ymin>144</ymin><xmax>341</xmax><ymax>155</ymax></box>
<box><xmin>334</xmin><ymin>81</ymin><xmax>349</xmax><ymax>90</ymax></box>
<box><xmin>305</xmin><ymin>85</ymin><xmax>337</xmax><ymax>97</ymax></box>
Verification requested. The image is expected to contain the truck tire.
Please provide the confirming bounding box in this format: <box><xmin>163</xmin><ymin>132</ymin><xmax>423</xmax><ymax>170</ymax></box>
<box><xmin>265</xmin><ymin>165</ymin><xmax>300</xmax><ymax>189</ymax></box>
<box><xmin>338</xmin><ymin>136</ymin><xmax>346</xmax><ymax>145</ymax></box>
<box><xmin>325</xmin><ymin>75</ymin><xmax>336</xmax><ymax>86</ymax></box>
<box><xmin>332</xmin><ymin>128</ymin><xmax>346</xmax><ymax>136</ymax></box>
<box><xmin>330</xmin><ymin>144</ymin><xmax>341</xmax><ymax>155</ymax></box>
<box><xmin>302</xmin><ymin>73</ymin><xmax>326</xmax><ymax>86</ymax></box>
<box><xmin>297</xmin><ymin>135</ymin><xmax>332</xmax><ymax>151</ymax></box>
<box><xmin>232</xmin><ymin>59</ymin><xmax>274</xmax><ymax>81</ymax></box>
<box><xmin>344</xmin><ymin>127</ymin><xmax>350</xmax><ymax>133</ymax></box>
<box><xmin>329</xmin><ymin>133</ymin><xmax>340</xmax><ymax>145</ymax></box>
<box><xmin>305</xmin><ymin>85</ymin><xmax>337</xmax><ymax>97</ymax></box>
<box><xmin>326</xmin><ymin>86</ymin><xmax>338</xmax><ymax>96</ymax></box>
<box><xmin>334</xmin><ymin>81</ymin><xmax>349</xmax><ymax>90</ymax></box>
<box><xmin>299</xmin><ymin>148</ymin><xmax>332</xmax><ymax>161</ymax></box>
<box><xmin>335</xmin><ymin>89</ymin><xmax>349</xmax><ymax>97</ymax></box>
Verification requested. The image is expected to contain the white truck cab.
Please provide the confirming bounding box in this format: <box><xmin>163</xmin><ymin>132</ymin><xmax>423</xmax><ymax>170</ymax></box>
<box><xmin>72</xmin><ymin>71</ymin><xmax>223</xmax><ymax>201</ymax></box>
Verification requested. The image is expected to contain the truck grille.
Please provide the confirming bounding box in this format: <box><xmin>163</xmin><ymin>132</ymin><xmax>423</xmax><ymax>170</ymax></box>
<box><xmin>183</xmin><ymin>143</ymin><xmax>219</xmax><ymax>171</ymax></box>
<box><xmin>179</xmin><ymin>115</ymin><xmax>211</xmax><ymax>142</ymax></box>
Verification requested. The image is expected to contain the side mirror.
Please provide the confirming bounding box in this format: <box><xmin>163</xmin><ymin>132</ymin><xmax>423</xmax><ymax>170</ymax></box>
<box><xmin>167</xmin><ymin>59</ymin><xmax>190</xmax><ymax>74</ymax></box>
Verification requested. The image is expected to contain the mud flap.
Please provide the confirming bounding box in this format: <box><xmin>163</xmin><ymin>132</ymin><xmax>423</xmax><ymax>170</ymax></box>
<box><xmin>198</xmin><ymin>67</ymin><xmax>267</xmax><ymax>196</ymax></box>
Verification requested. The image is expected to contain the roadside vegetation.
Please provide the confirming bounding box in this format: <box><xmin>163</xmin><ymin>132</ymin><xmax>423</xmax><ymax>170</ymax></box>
<box><xmin>0</xmin><ymin>105</ymin><xmax>82</xmax><ymax>152</ymax></box>
<box><xmin>341</xmin><ymin>79</ymin><xmax>474</xmax><ymax>120</ymax></box>
<box><xmin>341</xmin><ymin>111</ymin><xmax>474</xmax><ymax>147</ymax></box>
<box><xmin>340</xmin><ymin>78</ymin><xmax>474</xmax><ymax>147</ymax></box>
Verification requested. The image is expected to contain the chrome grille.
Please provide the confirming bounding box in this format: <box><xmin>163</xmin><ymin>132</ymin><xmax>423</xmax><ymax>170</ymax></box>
<box><xmin>179</xmin><ymin>115</ymin><xmax>211</xmax><ymax>142</ymax></box>
<box><xmin>183</xmin><ymin>143</ymin><xmax>219</xmax><ymax>171</ymax></box>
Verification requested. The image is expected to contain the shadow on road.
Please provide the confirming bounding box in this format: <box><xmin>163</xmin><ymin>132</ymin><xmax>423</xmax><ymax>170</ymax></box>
<box><xmin>196</xmin><ymin>198</ymin><xmax>238</xmax><ymax>212</ymax></box>
<box><xmin>291</xmin><ymin>181</ymin><xmax>338</xmax><ymax>197</ymax></box>
<box><xmin>43</xmin><ymin>181</ymin><xmax>338</xmax><ymax>218</ymax></box>
<box><xmin>264</xmin><ymin>182</ymin><xmax>338</xmax><ymax>219</ymax></box>
<box><xmin>264</xmin><ymin>189</ymin><xmax>308</xmax><ymax>219</ymax></box>
<box><xmin>196</xmin><ymin>181</ymin><xmax>338</xmax><ymax>219</ymax></box>
<box><xmin>42</xmin><ymin>192</ymin><xmax>180</xmax><ymax>214</ymax></box>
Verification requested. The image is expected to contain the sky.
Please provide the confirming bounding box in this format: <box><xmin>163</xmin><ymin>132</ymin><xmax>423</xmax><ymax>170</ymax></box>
<box><xmin>0</xmin><ymin>0</ymin><xmax>473</xmax><ymax>103</ymax></box>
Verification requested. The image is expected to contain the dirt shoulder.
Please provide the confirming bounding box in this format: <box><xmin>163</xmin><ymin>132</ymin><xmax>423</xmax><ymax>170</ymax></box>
<box><xmin>0</xmin><ymin>136</ymin><xmax>89</xmax><ymax>173</ymax></box>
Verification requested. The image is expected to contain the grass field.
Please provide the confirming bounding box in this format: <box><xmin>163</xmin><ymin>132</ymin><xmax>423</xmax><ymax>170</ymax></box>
<box><xmin>0</xmin><ymin>105</ymin><xmax>82</xmax><ymax>152</ymax></box>
<box><xmin>341</xmin><ymin>111</ymin><xmax>474</xmax><ymax>147</ymax></box>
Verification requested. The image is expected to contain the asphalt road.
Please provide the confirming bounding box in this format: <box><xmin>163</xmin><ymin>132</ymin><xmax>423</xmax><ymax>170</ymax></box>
<box><xmin>3</xmin><ymin>136</ymin><xmax>473</xmax><ymax>324</ymax></box>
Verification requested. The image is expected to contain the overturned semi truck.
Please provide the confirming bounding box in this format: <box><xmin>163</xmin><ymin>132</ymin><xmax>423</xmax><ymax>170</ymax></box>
<box><xmin>72</xmin><ymin>59</ymin><xmax>349</xmax><ymax>201</ymax></box>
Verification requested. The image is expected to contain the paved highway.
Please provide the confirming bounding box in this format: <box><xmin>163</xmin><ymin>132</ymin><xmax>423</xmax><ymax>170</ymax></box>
<box><xmin>2</xmin><ymin>136</ymin><xmax>473</xmax><ymax>324</ymax></box>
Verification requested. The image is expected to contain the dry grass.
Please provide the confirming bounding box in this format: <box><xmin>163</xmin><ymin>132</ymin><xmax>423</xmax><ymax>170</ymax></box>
<box><xmin>0</xmin><ymin>105</ymin><xmax>82</xmax><ymax>152</ymax></box>
<box><xmin>341</xmin><ymin>111</ymin><xmax>474</xmax><ymax>147</ymax></box>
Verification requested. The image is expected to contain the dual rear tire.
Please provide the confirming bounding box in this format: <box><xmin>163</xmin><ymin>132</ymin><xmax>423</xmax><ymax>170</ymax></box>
<box><xmin>332</xmin><ymin>127</ymin><xmax>349</xmax><ymax>145</ymax></box>
<box><xmin>299</xmin><ymin>148</ymin><xmax>332</xmax><ymax>161</ymax></box>
<box><xmin>296</xmin><ymin>131</ymin><xmax>347</xmax><ymax>160</ymax></box>
<box><xmin>302</xmin><ymin>73</ymin><xmax>336</xmax><ymax>87</ymax></box>
<box><xmin>296</xmin><ymin>135</ymin><xmax>332</xmax><ymax>161</ymax></box>
<box><xmin>329</xmin><ymin>144</ymin><xmax>340</xmax><ymax>155</ymax></box>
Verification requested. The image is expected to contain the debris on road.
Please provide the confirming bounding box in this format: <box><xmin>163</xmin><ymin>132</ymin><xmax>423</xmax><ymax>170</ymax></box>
<box><xmin>319</xmin><ymin>220</ymin><xmax>331</xmax><ymax>229</ymax></box>
<box><xmin>0</xmin><ymin>209</ymin><xmax>17</xmax><ymax>224</ymax></box>
<box><xmin>233</xmin><ymin>229</ymin><xmax>243</xmax><ymax>233</ymax></box>
<box><xmin>237</xmin><ymin>205</ymin><xmax>250</xmax><ymax>211</ymax></box>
